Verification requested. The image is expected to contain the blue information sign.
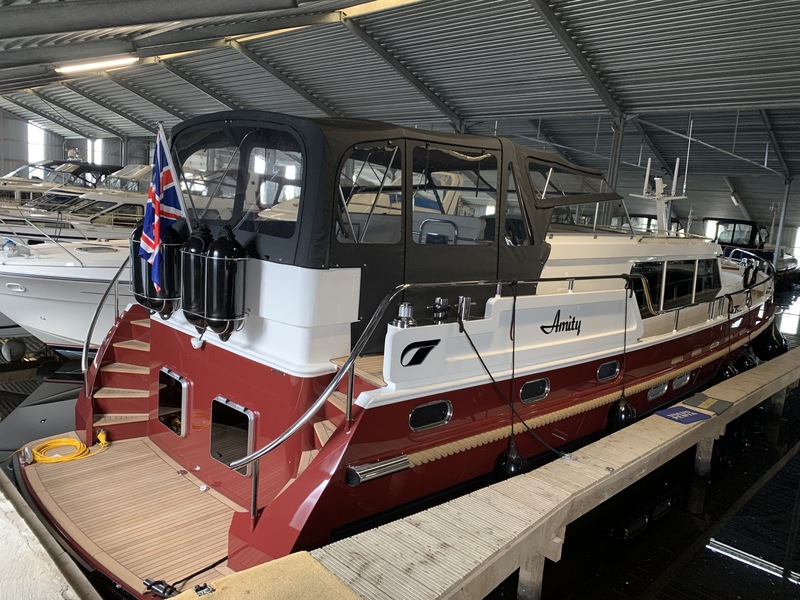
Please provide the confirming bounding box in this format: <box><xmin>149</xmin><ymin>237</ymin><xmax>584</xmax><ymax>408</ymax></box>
<box><xmin>656</xmin><ymin>406</ymin><xmax>711</xmax><ymax>424</ymax></box>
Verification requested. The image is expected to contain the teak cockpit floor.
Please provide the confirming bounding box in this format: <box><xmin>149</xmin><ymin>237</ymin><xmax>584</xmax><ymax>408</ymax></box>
<box><xmin>23</xmin><ymin>434</ymin><xmax>241</xmax><ymax>595</ymax></box>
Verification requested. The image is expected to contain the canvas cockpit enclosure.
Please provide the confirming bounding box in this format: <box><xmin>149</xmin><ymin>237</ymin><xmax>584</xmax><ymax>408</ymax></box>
<box><xmin>169</xmin><ymin>111</ymin><xmax>619</xmax><ymax>350</ymax></box>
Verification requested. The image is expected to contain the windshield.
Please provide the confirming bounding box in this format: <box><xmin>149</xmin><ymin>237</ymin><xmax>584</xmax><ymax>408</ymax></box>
<box><xmin>178</xmin><ymin>127</ymin><xmax>304</xmax><ymax>238</ymax></box>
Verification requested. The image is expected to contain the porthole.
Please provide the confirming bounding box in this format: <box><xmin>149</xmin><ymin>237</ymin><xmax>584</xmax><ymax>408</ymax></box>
<box><xmin>597</xmin><ymin>360</ymin><xmax>620</xmax><ymax>382</ymax></box>
<box><xmin>673</xmin><ymin>372</ymin><xmax>691</xmax><ymax>390</ymax></box>
<box><xmin>520</xmin><ymin>378</ymin><xmax>550</xmax><ymax>404</ymax></box>
<box><xmin>409</xmin><ymin>400</ymin><xmax>452</xmax><ymax>432</ymax></box>
<box><xmin>647</xmin><ymin>382</ymin><xmax>668</xmax><ymax>401</ymax></box>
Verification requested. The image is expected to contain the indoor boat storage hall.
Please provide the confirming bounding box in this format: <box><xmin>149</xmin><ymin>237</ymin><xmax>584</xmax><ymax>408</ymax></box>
<box><xmin>1</xmin><ymin>1</ymin><xmax>800</xmax><ymax>599</ymax></box>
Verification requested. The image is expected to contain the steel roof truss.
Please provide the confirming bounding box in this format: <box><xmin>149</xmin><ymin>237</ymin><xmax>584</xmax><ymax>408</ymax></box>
<box><xmin>2</xmin><ymin>95</ymin><xmax>93</xmax><ymax>139</ymax></box>
<box><xmin>760</xmin><ymin>110</ymin><xmax>791</xmax><ymax>179</ymax></box>
<box><xmin>30</xmin><ymin>89</ymin><xmax>125</xmax><ymax>139</ymax></box>
<box><xmin>227</xmin><ymin>40</ymin><xmax>339</xmax><ymax>118</ymax></box>
<box><xmin>342</xmin><ymin>17</ymin><xmax>464</xmax><ymax>132</ymax></box>
<box><xmin>159</xmin><ymin>60</ymin><xmax>239</xmax><ymax>111</ymax></box>
<box><xmin>62</xmin><ymin>84</ymin><xmax>156</xmax><ymax>134</ymax></box>
<box><xmin>100</xmin><ymin>72</ymin><xmax>188</xmax><ymax>121</ymax></box>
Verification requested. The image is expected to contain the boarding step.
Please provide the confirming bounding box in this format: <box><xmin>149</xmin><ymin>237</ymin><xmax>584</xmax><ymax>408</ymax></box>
<box><xmin>113</xmin><ymin>340</ymin><xmax>150</xmax><ymax>352</ymax></box>
<box><xmin>97</xmin><ymin>363</ymin><xmax>149</xmax><ymax>389</ymax></box>
<box><xmin>92</xmin><ymin>386</ymin><xmax>150</xmax><ymax>415</ymax></box>
<box><xmin>100</xmin><ymin>362</ymin><xmax>148</xmax><ymax>375</ymax></box>
<box><xmin>131</xmin><ymin>319</ymin><xmax>151</xmax><ymax>328</ymax></box>
<box><xmin>94</xmin><ymin>387</ymin><xmax>149</xmax><ymax>399</ymax></box>
<box><xmin>313</xmin><ymin>419</ymin><xmax>336</xmax><ymax>449</ymax></box>
<box><xmin>92</xmin><ymin>413</ymin><xmax>149</xmax><ymax>442</ymax></box>
<box><xmin>274</xmin><ymin>449</ymin><xmax>321</xmax><ymax>500</ymax></box>
<box><xmin>326</xmin><ymin>391</ymin><xmax>347</xmax><ymax>419</ymax></box>
<box><xmin>297</xmin><ymin>449</ymin><xmax>319</xmax><ymax>478</ymax></box>
<box><xmin>330</xmin><ymin>354</ymin><xmax>386</xmax><ymax>388</ymax></box>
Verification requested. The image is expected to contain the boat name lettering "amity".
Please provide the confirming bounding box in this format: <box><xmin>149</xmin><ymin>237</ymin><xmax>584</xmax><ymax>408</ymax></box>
<box><xmin>540</xmin><ymin>310</ymin><xmax>581</xmax><ymax>336</ymax></box>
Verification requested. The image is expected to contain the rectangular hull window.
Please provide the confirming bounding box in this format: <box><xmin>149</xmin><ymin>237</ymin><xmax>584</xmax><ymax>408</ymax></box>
<box><xmin>158</xmin><ymin>368</ymin><xmax>187</xmax><ymax>437</ymax></box>
<box><xmin>210</xmin><ymin>397</ymin><xmax>255</xmax><ymax>476</ymax></box>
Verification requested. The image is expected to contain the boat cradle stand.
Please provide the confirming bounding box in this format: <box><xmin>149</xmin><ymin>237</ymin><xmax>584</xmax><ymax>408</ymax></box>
<box><xmin>179</xmin><ymin>349</ymin><xmax>800</xmax><ymax>600</ymax></box>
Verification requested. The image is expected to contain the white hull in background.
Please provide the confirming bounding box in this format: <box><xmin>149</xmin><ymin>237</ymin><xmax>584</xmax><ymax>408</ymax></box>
<box><xmin>0</xmin><ymin>240</ymin><xmax>131</xmax><ymax>350</ymax></box>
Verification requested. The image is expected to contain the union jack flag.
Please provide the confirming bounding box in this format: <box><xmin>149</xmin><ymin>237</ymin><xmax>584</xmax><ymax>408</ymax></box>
<box><xmin>139</xmin><ymin>123</ymin><xmax>185</xmax><ymax>292</ymax></box>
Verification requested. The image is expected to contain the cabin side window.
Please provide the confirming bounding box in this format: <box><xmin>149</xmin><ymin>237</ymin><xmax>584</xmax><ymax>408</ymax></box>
<box><xmin>410</xmin><ymin>145</ymin><xmax>498</xmax><ymax>245</ymax></box>
<box><xmin>662</xmin><ymin>260</ymin><xmax>696</xmax><ymax>310</ymax></box>
<box><xmin>409</xmin><ymin>400</ymin><xmax>452</xmax><ymax>432</ymax></box>
<box><xmin>504</xmin><ymin>166</ymin><xmax>532</xmax><ymax>246</ymax></box>
<box><xmin>335</xmin><ymin>143</ymin><xmax>402</xmax><ymax>244</ymax></box>
<box><xmin>90</xmin><ymin>203</ymin><xmax>144</xmax><ymax>227</ymax></box>
<box><xmin>695</xmin><ymin>259</ymin><xmax>721</xmax><ymax>303</ymax></box>
<box><xmin>630</xmin><ymin>261</ymin><xmax>664</xmax><ymax>316</ymax></box>
<box><xmin>520</xmin><ymin>378</ymin><xmax>549</xmax><ymax>403</ymax></box>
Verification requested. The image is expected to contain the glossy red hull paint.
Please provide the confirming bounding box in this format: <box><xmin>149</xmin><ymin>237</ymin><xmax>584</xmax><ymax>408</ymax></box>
<box><xmin>145</xmin><ymin>322</ymin><xmax>334</xmax><ymax>508</ymax></box>
<box><xmin>222</xmin><ymin>306</ymin><xmax>772</xmax><ymax>568</ymax></box>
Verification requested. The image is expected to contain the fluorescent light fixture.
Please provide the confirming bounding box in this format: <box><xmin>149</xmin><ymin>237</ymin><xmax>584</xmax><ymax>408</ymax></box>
<box><xmin>730</xmin><ymin>194</ymin><xmax>739</xmax><ymax>206</ymax></box>
<box><xmin>56</xmin><ymin>56</ymin><xmax>138</xmax><ymax>74</ymax></box>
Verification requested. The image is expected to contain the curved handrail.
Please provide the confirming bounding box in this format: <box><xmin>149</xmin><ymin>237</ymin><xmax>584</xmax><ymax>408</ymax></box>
<box><xmin>81</xmin><ymin>254</ymin><xmax>131</xmax><ymax>379</ymax></box>
<box><xmin>230</xmin><ymin>281</ymin><xmax>409</xmax><ymax>470</ymax></box>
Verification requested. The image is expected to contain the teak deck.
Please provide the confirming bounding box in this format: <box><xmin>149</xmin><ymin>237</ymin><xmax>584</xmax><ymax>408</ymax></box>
<box><xmin>24</xmin><ymin>436</ymin><xmax>242</xmax><ymax>595</ymax></box>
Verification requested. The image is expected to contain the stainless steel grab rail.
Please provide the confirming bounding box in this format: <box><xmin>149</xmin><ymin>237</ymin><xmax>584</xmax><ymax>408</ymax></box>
<box><xmin>81</xmin><ymin>255</ymin><xmax>131</xmax><ymax>382</ymax></box>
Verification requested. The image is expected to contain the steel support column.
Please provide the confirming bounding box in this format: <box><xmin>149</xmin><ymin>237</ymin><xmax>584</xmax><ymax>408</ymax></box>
<box><xmin>607</xmin><ymin>117</ymin><xmax>625</xmax><ymax>190</ymax></box>
<box><xmin>773</xmin><ymin>179</ymin><xmax>792</xmax><ymax>271</ymax></box>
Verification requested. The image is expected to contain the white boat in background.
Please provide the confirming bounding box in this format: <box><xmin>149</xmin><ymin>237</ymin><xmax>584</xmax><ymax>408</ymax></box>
<box><xmin>0</xmin><ymin>159</ymin><xmax>124</xmax><ymax>203</ymax></box>
<box><xmin>0</xmin><ymin>187</ymin><xmax>148</xmax><ymax>244</ymax></box>
<box><xmin>0</xmin><ymin>239</ymin><xmax>130</xmax><ymax>353</ymax></box>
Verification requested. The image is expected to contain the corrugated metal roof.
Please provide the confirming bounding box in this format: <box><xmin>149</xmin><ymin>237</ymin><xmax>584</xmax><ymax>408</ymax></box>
<box><xmin>0</xmin><ymin>0</ymin><xmax>799</xmax><ymax>225</ymax></box>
